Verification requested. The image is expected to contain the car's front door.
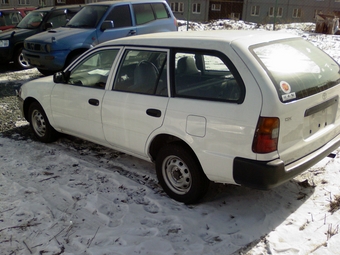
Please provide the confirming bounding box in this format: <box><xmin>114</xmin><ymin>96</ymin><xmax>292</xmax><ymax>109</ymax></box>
<box><xmin>102</xmin><ymin>48</ymin><xmax>169</xmax><ymax>157</ymax></box>
<box><xmin>50</xmin><ymin>47</ymin><xmax>120</xmax><ymax>144</ymax></box>
<box><xmin>97</xmin><ymin>4</ymin><xmax>137</xmax><ymax>44</ymax></box>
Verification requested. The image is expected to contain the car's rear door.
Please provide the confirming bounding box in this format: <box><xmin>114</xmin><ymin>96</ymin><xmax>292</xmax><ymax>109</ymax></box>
<box><xmin>248</xmin><ymin>38</ymin><xmax>340</xmax><ymax>165</ymax></box>
<box><xmin>102</xmin><ymin>47</ymin><xmax>169</xmax><ymax>158</ymax></box>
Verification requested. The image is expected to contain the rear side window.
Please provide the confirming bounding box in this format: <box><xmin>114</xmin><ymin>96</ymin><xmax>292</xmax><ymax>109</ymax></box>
<box><xmin>133</xmin><ymin>3</ymin><xmax>155</xmax><ymax>25</ymax></box>
<box><xmin>174</xmin><ymin>51</ymin><xmax>244</xmax><ymax>103</ymax></box>
<box><xmin>152</xmin><ymin>3</ymin><xmax>170</xmax><ymax>19</ymax></box>
<box><xmin>251</xmin><ymin>38</ymin><xmax>340</xmax><ymax>103</ymax></box>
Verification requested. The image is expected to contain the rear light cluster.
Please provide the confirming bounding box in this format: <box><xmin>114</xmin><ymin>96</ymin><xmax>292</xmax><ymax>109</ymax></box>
<box><xmin>252</xmin><ymin>117</ymin><xmax>280</xmax><ymax>153</ymax></box>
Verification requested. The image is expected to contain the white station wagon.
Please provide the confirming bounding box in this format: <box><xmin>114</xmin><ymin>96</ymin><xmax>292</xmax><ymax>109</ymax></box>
<box><xmin>18</xmin><ymin>30</ymin><xmax>340</xmax><ymax>204</ymax></box>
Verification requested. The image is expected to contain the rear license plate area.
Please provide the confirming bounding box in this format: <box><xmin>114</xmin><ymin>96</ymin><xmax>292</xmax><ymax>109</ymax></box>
<box><xmin>303</xmin><ymin>97</ymin><xmax>338</xmax><ymax>138</ymax></box>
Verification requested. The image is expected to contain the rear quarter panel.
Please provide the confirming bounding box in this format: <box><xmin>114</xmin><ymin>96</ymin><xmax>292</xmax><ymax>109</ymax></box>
<box><xmin>158</xmin><ymin>44</ymin><xmax>264</xmax><ymax>184</ymax></box>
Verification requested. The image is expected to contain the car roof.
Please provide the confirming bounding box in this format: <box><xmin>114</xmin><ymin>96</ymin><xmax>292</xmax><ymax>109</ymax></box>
<box><xmin>101</xmin><ymin>30</ymin><xmax>300</xmax><ymax>50</ymax></box>
<box><xmin>0</xmin><ymin>7</ymin><xmax>36</xmax><ymax>12</ymax></box>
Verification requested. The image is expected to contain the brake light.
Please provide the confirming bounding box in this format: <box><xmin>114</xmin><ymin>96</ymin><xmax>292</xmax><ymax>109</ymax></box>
<box><xmin>252</xmin><ymin>117</ymin><xmax>280</xmax><ymax>153</ymax></box>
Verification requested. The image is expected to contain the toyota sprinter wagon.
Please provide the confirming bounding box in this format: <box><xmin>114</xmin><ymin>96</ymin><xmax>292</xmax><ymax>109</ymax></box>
<box><xmin>18</xmin><ymin>30</ymin><xmax>340</xmax><ymax>204</ymax></box>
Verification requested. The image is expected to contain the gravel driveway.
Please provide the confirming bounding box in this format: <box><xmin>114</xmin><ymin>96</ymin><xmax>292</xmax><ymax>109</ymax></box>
<box><xmin>0</xmin><ymin>64</ymin><xmax>41</xmax><ymax>134</ymax></box>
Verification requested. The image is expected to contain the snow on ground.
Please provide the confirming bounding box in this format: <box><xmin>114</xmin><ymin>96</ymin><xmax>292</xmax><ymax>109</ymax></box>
<box><xmin>0</xmin><ymin>20</ymin><xmax>340</xmax><ymax>255</ymax></box>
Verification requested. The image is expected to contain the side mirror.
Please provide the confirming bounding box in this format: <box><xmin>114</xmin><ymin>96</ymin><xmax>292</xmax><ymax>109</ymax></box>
<box><xmin>44</xmin><ymin>22</ymin><xmax>53</xmax><ymax>30</ymax></box>
<box><xmin>101</xmin><ymin>20</ymin><xmax>114</xmax><ymax>31</ymax></box>
<box><xmin>53</xmin><ymin>71</ymin><xmax>69</xmax><ymax>83</ymax></box>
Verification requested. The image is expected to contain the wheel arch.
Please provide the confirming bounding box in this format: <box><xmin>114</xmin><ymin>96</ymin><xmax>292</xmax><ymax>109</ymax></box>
<box><xmin>64</xmin><ymin>48</ymin><xmax>89</xmax><ymax>68</ymax></box>
<box><xmin>22</xmin><ymin>97</ymin><xmax>39</xmax><ymax>122</ymax></box>
<box><xmin>149</xmin><ymin>134</ymin><xmax>200</xmax><ymax>165</ymax></box>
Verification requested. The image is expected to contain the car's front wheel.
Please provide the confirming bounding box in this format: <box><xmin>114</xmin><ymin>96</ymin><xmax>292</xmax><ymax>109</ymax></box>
<box><xmin>14</xmin><ymin>47</ymin><xmax>31</xmax><ymax>70</ymax></box>
<box><xmin>28</xmin><ymin>102</ymin><xmax>58</xmax><ymax>143</ymax></box>
<box><xmin>156</xmin><ymin>143</ymin><xmax>210</xmax><ymax>204</ymax></box>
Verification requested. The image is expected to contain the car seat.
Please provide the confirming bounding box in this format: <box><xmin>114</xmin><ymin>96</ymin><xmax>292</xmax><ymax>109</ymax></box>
<box><xmin>130</xmin><ymin>61</ymin><xmax>159</xmax><ymax>94</ymax></box>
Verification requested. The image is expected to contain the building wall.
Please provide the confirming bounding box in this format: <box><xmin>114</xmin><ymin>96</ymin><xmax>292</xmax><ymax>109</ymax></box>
<box><xmin>167</xmin><ymin>0</ymin><xmax>209</xmax><ymax>22</ymax></box>
<box><xmin>0</xmin><ymin>0</ymin><xmax>85</xmax><ymax>8</ymax></box>
<box><xmin>243</xmin><ymin>0</ymin><xmax>340</xmax><ymax>24</ymax></box>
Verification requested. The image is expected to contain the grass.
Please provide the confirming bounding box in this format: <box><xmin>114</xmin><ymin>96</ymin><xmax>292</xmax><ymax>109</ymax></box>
<box><xmin>329</xmin><ymin>195</ymin><xmax>340</xmax><ymax>214</ymax></box>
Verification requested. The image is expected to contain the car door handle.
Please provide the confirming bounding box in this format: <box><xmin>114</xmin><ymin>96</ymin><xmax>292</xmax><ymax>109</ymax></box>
<box><xmin>88</xmin><ymin>98</ymin><xmax>99</xmax><ymax>106</ymax></box>
<box><xmin>146</xmin><ymin>108</ymin><xmax>161</xmax><ymax>118</ymax></box>
<box><xmin>128</xmin><ymin>30</ymin><xmax>137</xmax><ymax>35</ymax></box>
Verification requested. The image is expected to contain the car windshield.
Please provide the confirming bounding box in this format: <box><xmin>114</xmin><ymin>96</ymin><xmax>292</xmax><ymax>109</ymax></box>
<box><xmin>66</xmin><ymin>5</ymin><xmax>108</xmax><ymax>28</ymax></box>
<box><xmin>16</xmin><ymin>11</ymin><xmax>47</xmax><ymax>29</ymax></box>
<box><xmin>251</xmin><ymin>38</ymin><xmax>340</xmax><ymax>103</ymax></box>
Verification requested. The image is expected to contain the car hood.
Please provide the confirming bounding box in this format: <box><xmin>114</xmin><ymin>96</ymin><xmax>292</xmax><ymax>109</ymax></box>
<box><xmin>0</xmin><ymin>28</ymin><xmax>36</xmax><ymax>40</ymax></box>
<box><xmin>25</xmin><ymin>27</ymin><xmax>96</xmax><ymax>46</ymax></box>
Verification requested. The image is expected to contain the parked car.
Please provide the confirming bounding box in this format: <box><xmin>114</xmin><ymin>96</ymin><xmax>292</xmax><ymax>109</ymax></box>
<box><xmin>0</xmin><ymin>5</ymin><xmax>82</xmax><ymax>69</ymax></box>
<box><xmin>17</xmin><ymin>30</ymin><xmax>340</xmax><ymax>204</ymax></box>
<box><xmin>23</xmin><ymin>0</ymin><xmax>178</xmax><ymax>76</ymax></box>
<box><xmin>0</xmin><ymin>7</ymin><xmax>36</xmax><ymax>32</ymax></box>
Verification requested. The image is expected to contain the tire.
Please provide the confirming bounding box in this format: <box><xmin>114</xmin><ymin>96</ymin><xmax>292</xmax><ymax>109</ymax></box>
<box><xmin>156</xmin><ymin>143</ymin><xmax>210</xmax><ymax>204</ymax></box>
<box><xmin>14</xmin><ymin>47</ymin><xmax>31</xmax><ymax>70</ymax></box>
<box><xmin>28</xmin><ymin>102</ymin><xmax>58</xmax><ymax>143</ymax></box>
<box><xmin>38</xmin><ymin>69</ymin><xmax>55</xmax><ymax>76</ymax></box>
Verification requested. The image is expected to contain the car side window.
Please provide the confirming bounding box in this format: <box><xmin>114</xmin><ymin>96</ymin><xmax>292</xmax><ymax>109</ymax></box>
<box><xmin>68</xmin><ymin>49</ymin><xmax>119</xmax><ymax>89</ymax></box>
<box><xmin>133</xmin><ymin>4</ymin><xmax>155</xmax><ymax>25</ymax></box>
<box><xmin>151</xmin><ymin>3</ymin><xmax>170</xmax><ymax>19</ymax></box>
<box><xmin>113</xmin><ymin>49</ymin><xmax>168</xmax><ymax>96</ymax></box>
<box><xmin>174</xmin><ymin>52</ymin><xmax>243</xmax><ymax>102</ymax></box>
<box><xmin>105</xmin><ymin>5</ymin><xmax>132</xmax><ymax>28</ymax></box>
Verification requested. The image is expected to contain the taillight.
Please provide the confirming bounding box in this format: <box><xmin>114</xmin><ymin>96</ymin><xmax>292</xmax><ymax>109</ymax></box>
<box><xmin>252</xmin><ymin>117</ymin><xmax>280</xmax><ymax>153</ymax></box>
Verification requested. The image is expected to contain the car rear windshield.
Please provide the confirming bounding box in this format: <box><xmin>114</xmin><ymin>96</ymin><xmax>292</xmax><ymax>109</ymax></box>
<box><xmin>251</xmin><ymin>38</ymin><xmax>340</xmax><ymax>103</ymax></box>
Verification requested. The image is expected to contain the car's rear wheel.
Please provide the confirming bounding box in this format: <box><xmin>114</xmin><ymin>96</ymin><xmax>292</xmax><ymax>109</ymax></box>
<box><xmin>28</xmin><ymin>102</ymin><xmax>58</xmax><ymax>143</ymax></box>
<box><xmin>156</xmin><ymin>143</ymin><xmax>210</xmax><ymax>204</ymax></box>
<box><xmin>14</xmin><ymin>47</ymin><xmax>31</xmax><ymax>70</ymax></box>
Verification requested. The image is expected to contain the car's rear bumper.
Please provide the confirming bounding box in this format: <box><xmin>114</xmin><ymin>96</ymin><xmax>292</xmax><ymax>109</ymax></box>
<box><xmin>233</xmin><ymin>133</ymin><xmax>340</xmax><ymax>189</ymax></box>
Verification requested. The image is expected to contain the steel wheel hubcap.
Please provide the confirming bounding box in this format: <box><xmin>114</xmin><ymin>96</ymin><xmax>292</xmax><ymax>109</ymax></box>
<box><xmin>162</xmin><ymin>156</ymin><xmax>192</xmax><ymax>194</ymax></box>
<box><xmin>32</xmin><ymin>110</ymin><xmax>46</xmax><ymax>137</ymax></box>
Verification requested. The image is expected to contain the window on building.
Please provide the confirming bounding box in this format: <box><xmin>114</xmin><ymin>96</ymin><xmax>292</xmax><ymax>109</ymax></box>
<box><xmin>170</xmin><ymin>2</ymin><xmax>184</xmax><ymax>13</ymax></box>
<box><xmin>1</xmin><ymin>0</ymin><xmax>9</xmax><ymax>4</ymax></box>
<box><xmin>230</xmin><ymin>13</ymin><xmax>240</xmax><ymax>20</ymax></box>
<box><xmin>293</xmin><ymin>8</ymin><xmax>301</xmax><ymax>18</ymax></box>
<box><xmin>192</xmin><ymin>3</ymin><xmax>201</xmax><ymax>14</ymax></box>
<box><xmin>39</xmin><ymin>0</ymin><xmax>46</xmax><ymax>6</ymax></box>
<box><xmin>211</xmin><ymin>4</ymin><xmax>221</xmax><ymax>11</ymax></box>
<box><xmin>269</xmin><ymin>7</ymin><xmax>283</xmax><ymax>17</ymax></box>
<box><xmin>18</xmin><ymin>0</ymin><xmax>30</xmax><ymax>5</ymax></box>
<box><xmin>251</xmin><ymin>6</ymin><xmax>260</xmax><ymax>16</ymax></box>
